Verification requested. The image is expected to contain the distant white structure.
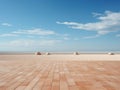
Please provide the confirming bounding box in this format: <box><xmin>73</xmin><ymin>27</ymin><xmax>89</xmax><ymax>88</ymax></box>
<box><xmin>73</xmin><ymin>52</ymin><xmax>79</xmax><ymax>55</ymax></box>
<box><xmin>35</xmin><ymin>52</ymin><xmax>41</xmax><ymax>55</ymax></box>
<box><xmin>108</xmin><ymin>52</ymin><xmax>114</xmax><ymax>55</ymax></box>
<box><xmin>46</xmin><ymin>52</ymin><xmax>50</xmax><ymax>55</ymax></box>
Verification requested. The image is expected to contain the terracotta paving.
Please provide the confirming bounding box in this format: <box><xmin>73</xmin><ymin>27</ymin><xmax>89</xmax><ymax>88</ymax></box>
<box><xmin>0</xmin><ymin>59</ymin><xmax>120</xmax><ymax>90</ymax></box>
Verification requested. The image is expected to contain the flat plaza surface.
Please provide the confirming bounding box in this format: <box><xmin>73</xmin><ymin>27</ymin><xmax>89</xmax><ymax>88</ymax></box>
<box><xmin>0</xmin><ymin>55</ymin><xmax>120</xmax><ymax>90</ymax></box>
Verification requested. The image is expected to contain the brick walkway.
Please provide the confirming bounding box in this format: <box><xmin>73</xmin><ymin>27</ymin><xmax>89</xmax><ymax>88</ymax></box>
<box><xmin>0</xmin><ymin>59</ymin><xmax>120</xmax><ymax>90</ymax></box>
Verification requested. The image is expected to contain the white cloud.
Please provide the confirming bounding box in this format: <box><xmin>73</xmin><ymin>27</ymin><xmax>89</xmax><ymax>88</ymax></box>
<box><xmin>57</xmin><ymin>11</ymin><xmax>120</xmax><ymax>37</ymax></box>
<box><xmin>0</xmin><ymin>28</ymin><xmax>71</xmax><ymax>41</ymax></box>
<box><xmin>92</xmin><ymin>12</ymin><xmax>102</xmax><ymax>17</ymax></box>
<box><xmin>0</xmin><ymin>39</ymin><xmax>61</xmax><ymax>47</ymax></box>
<box><xmin>1</xmin><ymin>23</ymin><xmax>12</xmax><ymax>26</ymax></box>
<box><xmin>63</xmin><ymin>37</ymin><xmax>70</xmax><ymax>40</ymax></box>
<box><xmin>74</xmin><ymin>38</ymin><xmax>79</xmax><ymax>40</ymax></box>
<box><xmin>13</xmin><ymin>28</ymin><xmax>56</xmax><ymax>35</ymax></box>
<box><xmin>56</xmin><ymin>33</ymin><xmax>70</xmax><ymax>40</ymax></box>
<box><xmin>116</xmin><ymin>34</ymin><xmax>120</xmax><ymax>37</ymax></box>
<box><xmin>0</xmin><ymin>34</ymin><xmax>18</xmax><ymax>37</ymax></box>
<box><xmin>83</xmin><ymin>34</ymin><xmax>100</xmax><ymax>39</ymax></box>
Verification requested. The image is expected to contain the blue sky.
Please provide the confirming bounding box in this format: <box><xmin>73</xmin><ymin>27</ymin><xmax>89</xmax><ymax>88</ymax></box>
<box><xmin>0</xmin><ymin>0</ymin><xmax>120</xmax><ymax>52</ymax></box>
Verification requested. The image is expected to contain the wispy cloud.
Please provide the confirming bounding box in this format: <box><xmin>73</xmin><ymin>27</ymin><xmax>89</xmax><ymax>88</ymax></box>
<box><xmin>0</xmin><ymin>28</ymin><xmax>71</xmax><ymax>41</ymax></box>
<box><xmin>57</xmin><ymin>11</ymin><xmax>120</xmax><ymax>38</ymax></box>
<box><xmin>0</xmin><ymin>27</ymin><xmax>63</xmax><ymax>48</ymax></box>
<box><xmin>0</xmin><ymin>39</ymin><xmax>61</xmax><ymax>47</ymax></box>
<box><xmin>12</xmin><ymin>28</ymin><xmax>56</xmax><ymax>35</ymax></box>
<box><xmin>83</xmin><ymin>34</ymin><xmax>100</xmax><ymax>39</ymax></box>
<box><xmin>0</xmin><ymin>34</ymin><xmax>18</xmax><ymax>37</ymax></box>
<box><xmin>1</xmin><ymin>23</ymin><xmax>12</xmax><ymax>26</ymax></box>
<box><xmin>116</xmin><ymin>34</ymin><xmax>120</xmax><ymax>37</ymax></box>
<box><xmin>74</xmin><ymin>38</ymin><xmax>79</xmax><ymax>40</ymax></box>
<box><xmin>92</xmin><ymin>12</ymin><xmax>102</xmax><ymax>17</ymax></box>
<box><xmin>63</xmin><ymin>37</ymin><xmax>70</xmax><ymax>40</ymax></box>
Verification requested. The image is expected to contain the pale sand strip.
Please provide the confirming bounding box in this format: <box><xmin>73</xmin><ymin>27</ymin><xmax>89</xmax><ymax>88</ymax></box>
<box><xmin>0</xmin><ymin>54</ymin><xmax>120</xmax><ymax>61</ymax></box>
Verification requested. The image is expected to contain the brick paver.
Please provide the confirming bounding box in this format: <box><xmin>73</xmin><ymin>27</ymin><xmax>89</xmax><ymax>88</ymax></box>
<box><xmin>0</xmin><ymin>59</ymin><xmax>120</xmax><ymax>90</ymax></box>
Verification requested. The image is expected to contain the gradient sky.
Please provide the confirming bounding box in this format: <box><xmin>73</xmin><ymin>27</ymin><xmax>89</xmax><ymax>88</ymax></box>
<box><xmin>0</xmin><ymin>0</ymin><xmax>120</xmax><ymax>52</ymax></box>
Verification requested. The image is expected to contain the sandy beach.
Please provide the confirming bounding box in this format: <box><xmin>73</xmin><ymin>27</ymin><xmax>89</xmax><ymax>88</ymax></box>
<box><xmin>0</xmin><ymin>53</ymin><xmax>120</xmax><ymax>61</ymax></box>
<box><xmin>0</xmin><ymin>54</ymin><xmax>120</xmax><ymax>90</ymax></box>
